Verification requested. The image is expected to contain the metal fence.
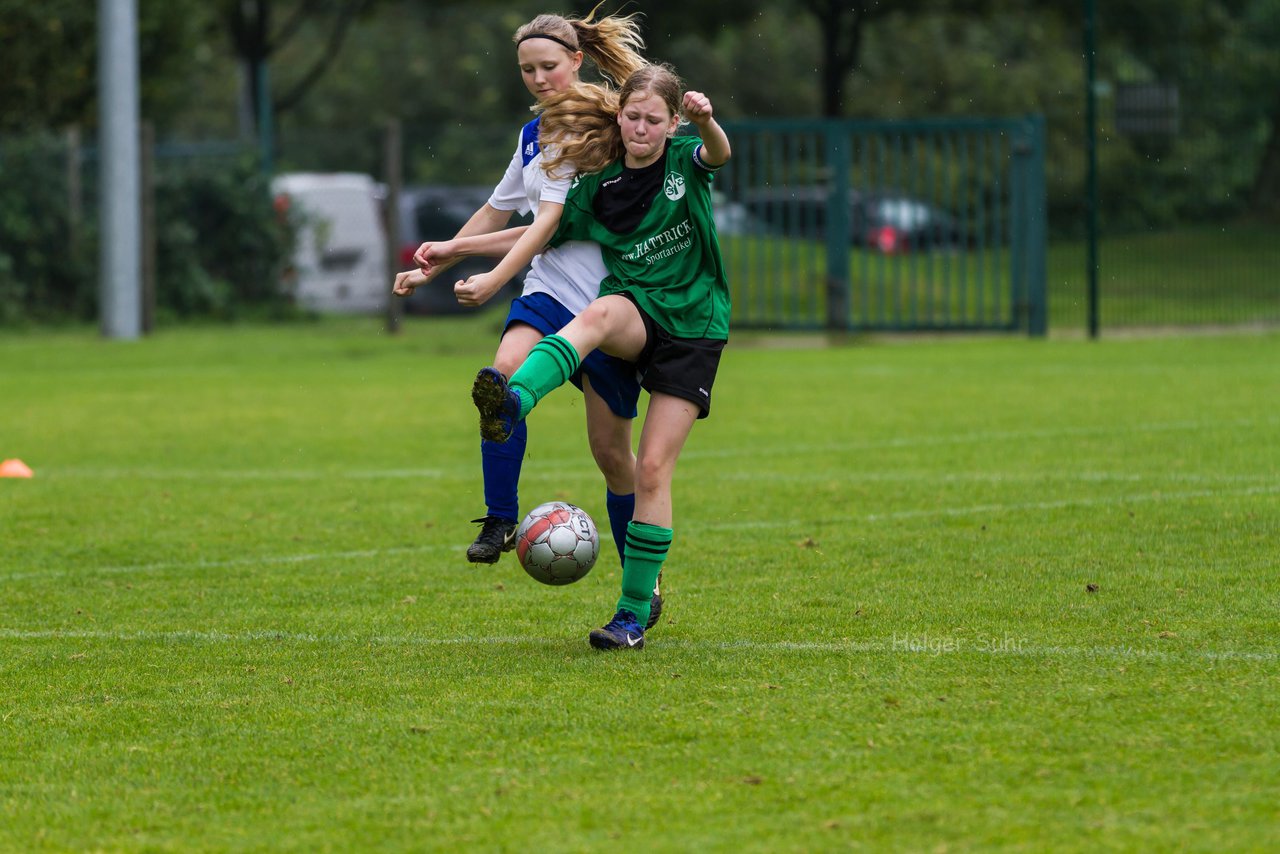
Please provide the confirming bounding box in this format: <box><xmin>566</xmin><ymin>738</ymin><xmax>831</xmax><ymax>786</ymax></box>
<box><xmin>1074</xmin><ymin>6</ymin><xmax>1280</xmax><ymax>332</ymax></box>
<box><xmin>0</xmin><ymin>129</ymin><xmax>274</xmax><ymax>325</ymax></box>
<box><xmin>714</xmin><ymin>116</ymin><xmax>1048</xmax><ymax>335</ymax></box>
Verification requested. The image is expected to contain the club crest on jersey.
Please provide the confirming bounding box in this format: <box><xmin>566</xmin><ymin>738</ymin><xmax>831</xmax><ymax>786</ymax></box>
<box><xmin>664</xmin><ymin>173</ymin><xmax>686</xmax><ymax>201</ymax></box>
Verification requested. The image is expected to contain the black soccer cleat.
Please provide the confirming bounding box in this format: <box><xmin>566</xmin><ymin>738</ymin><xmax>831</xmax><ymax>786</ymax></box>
<box><xmin>466</xmin><ymin>515</ymin><xmax>517</xmax><ymax>564</ymax></box>
<box><xmin>472</xmin><ymin>367</ymin><xmax>521</xmax><ymax>443</ymax></box>
<box><xmin>646</xmin><ymin>571</ymin><xmax>664</xmax><ymax>630</ymax></box>
<box><xmin>589</xmin><ymin>608</ymin><xmax>645</xmax><ymax>651</ymax></box>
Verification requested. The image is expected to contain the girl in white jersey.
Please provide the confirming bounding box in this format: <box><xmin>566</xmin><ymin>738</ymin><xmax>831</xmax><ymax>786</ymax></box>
<box><xmin>392</xmin><ymin>9</ymin><xmax>664</xmax><ymax>627</ymax></box>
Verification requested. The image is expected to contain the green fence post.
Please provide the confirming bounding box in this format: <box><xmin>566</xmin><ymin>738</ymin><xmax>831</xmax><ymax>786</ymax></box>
<box><xmin>1025</xmin><ymin>114</ymin><xmax>1048</xmax><ymax>336</ymax></box>
<box><xmin>825</xmin><ymin>124</ymin><xmax>851</xmax><ymax>331</ymax></box>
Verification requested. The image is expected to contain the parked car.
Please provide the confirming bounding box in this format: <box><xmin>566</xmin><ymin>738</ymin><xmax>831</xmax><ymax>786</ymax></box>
<box><xmin>394</xmin><ymin>185</ymin><xmax>532</xmax><ymax>315</ymax></box>
<box><xmin>739</xmin><ymin>186</ymin><xmax>974</xmax><ymax>253</ymax></box>
<box><xmin>856</xmin><ymin>193</ymin><xmax>973</xmax><ymax>254</ymax></box>
<box><xmin>271</xmin><ymin>172</ymin><xmax>389</xmax><ymax>314</ymax></box>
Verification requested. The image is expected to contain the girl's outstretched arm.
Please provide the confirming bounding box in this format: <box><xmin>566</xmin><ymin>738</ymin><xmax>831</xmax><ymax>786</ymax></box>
<box><xmin>682</xmin><ymin>91</ymin><xmax>731</xmax><ymax>167</ymax></box>
<box><xmin>453</xmin><ymin>200</ymin><xmax>564</xmax><ymax>307</ymax></box>
<box><xmin>410</xmin><ymin>203</ymin><xmax>512</xmax><ymax>273</ymax></box>
<box><xmin>394</xmin><ymin>226</ymin><xmax>532</xmax><ymax>296</ymax></box>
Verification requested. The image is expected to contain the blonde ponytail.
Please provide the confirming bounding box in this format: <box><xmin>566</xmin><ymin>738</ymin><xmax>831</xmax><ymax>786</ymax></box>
<box><xmin>570</xmin><ymin>4</ymin><xmax>646</xmax><ymax>86</ymax></box>
<box><xmin>513</xmin><ymin>5</ymin><xmax>645</xmax><ymax>88</ymax></box>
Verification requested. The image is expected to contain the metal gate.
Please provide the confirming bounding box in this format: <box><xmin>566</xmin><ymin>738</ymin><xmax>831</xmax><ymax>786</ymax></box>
<box><xmin>715</xmin><ymin>116</ymin><xmax>1047</xmax><ymax>335</ymax></box>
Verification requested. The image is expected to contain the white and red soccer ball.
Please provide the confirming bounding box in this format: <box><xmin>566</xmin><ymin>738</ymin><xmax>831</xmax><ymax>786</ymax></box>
<box><xmin>515</xmin><ymin>501</ymin><xmax>599</xmax><ymax>585</ymax></box>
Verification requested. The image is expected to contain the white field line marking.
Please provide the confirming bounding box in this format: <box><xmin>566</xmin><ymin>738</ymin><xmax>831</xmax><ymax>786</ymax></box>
<box><xmin>682</xmin><ymin>416</ymin><xmax>1280</xmax><ymax>462</ymax></box>
<box><xmin>708</xmin><ymin>483</ymin><xmax>1280</xmax><ymax>529</ymax></box>
<box><xmin>5</xmin><ymin>483</ymin><xmax>1277</xmax><ymax>584</ymax></box>
<box><xmin>38</xmin><ymin>467</ymin><xmax>1278</xmax><ymax>486</ymax></box>
<box><xmin>0</xmin><ymin>627</ymin><xmax>1274</xmax><ymax>663</ymax></box>
<box><xmin>2</xmin><ymin>545</ymin><xmax>454</xmax><ymax>583</ymax></box>
<box><xmin>862</xmin><ymin>483</ymin><xmax>1280</xmax><ymax>522</ymax></box>
<box><xmin>38</xmin><ymin>417</ymin><xmax>1280</xmax><ymax>481</ymax></box>
<box><xmin>45</xmin><ymin>467</ymin><xmax>456</xmax><ymax>481</ymax></box>
<box><xmin>711</xmin><ymin>471</ymin><xmax>1278</xmax><ymax>485</ymax></box>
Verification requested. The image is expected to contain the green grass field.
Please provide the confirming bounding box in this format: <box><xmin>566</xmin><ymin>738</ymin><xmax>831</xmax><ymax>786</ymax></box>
<box><xmin>2</xmin><ymin>315</ymin><xmax>1278</xmax><ymax>851</ymax></box>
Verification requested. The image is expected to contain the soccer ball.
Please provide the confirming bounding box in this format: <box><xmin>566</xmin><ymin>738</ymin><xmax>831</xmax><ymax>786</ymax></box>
<box><xmin>515</xmin><ymin>501</ymin><xmax>599</xmax><ymax>585</ymax></box>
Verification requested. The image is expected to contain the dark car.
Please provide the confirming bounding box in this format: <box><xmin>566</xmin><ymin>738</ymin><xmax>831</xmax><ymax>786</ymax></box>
<box><xmin>740</xmin><ymin>186</ymin><xmax>974</xmax><ymax>253</ymax></box>
<box><xmin>394</xmin><ymin>185</ymin><xmax>533</xmax><ymax>315</ymax></box>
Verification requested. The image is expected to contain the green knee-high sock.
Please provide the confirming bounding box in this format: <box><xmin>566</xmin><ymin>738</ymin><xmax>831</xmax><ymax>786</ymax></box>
<box><xmin>509</xmin><ymin>334</ymin><xmax>581</xmax><ymax>420</ymax></box>
<box><xmin>618</xmin><ymin>521</ymin><xmax>672</xmax><ymax>627</ymax></box>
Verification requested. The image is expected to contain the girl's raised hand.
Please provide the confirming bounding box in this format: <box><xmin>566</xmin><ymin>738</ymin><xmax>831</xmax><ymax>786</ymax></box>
<box><xmin>682</xmin><ymin>91</ymin><xmax>714</xmax><ymax>124</ymax></box>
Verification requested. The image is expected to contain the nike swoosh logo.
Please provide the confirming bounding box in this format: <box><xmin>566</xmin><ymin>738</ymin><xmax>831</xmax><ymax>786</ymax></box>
<box><xmin>626</xmin><ymin>634</ymin><xmax>641</xmax><ymax>646</ymax></box>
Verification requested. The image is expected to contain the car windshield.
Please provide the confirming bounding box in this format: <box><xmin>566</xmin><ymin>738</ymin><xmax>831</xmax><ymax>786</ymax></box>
<box><xmin>875</xmin><ymin>198</ymin><xmax>933</xmax><ymax>229</ymax></box>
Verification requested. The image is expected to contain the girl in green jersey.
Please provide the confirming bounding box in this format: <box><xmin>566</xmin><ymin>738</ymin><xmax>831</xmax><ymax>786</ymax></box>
<box><xmin>472</xmin><ymin>63</ymin><xmax>731</xmax><ymax>651</ymax></box>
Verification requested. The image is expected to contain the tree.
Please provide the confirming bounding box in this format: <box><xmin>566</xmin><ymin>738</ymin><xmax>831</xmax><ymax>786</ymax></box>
<box><xmin>793</xmin><ymin>0</ymin><xmax>1010</xmax><ymax>117</ymax></box>
<box><xmin>222</xmin><ymin>0</ymin><xmax>380</xmax><ymax>137</ymax></box>
<box><xmin>0</xmin><ymin>0</ymin><xmax>208</xmax><ymax>133</ymax></box>
<box><xmin>802</xmin><ymin>0</ymin><xmax>883</xmax><ymax>117</ymax></box>
<box><xmin>1097</xmin><ymin>0</ymin><xmax>1280</xmax><ymax>217</ymax></box>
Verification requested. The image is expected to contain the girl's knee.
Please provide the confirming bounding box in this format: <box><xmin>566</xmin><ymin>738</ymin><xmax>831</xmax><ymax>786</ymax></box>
<box><xmin>580</xmin><ymin>295</ymin><xmax>628</xmax><ymax>331</ymax></box>
<box><xmin>590</xmin><ymin>436</ymin><xmax>634</xmax><ymax>482</ymax></box>
<box><xmin>634</xmin><ymin>454</ymin><xmax>673</xmax><ymax>493</ymax></box>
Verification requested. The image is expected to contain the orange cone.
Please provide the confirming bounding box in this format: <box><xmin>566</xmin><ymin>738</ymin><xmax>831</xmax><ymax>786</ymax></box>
<box><xmin>0</xmin><ymin>459</ymin><xmax>33</xmax><ymax>478</ymax></box>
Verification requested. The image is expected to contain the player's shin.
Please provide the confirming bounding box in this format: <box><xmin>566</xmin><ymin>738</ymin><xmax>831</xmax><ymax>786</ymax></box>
<box><xmin>605</xmin><ymin>490</ymin><xmax>635</xmax><ymax>566</ymax></box>
<box><xmin>508</xmin><ymin>334</ymin><xmax>582</xmax><ymax>419</ymax></box>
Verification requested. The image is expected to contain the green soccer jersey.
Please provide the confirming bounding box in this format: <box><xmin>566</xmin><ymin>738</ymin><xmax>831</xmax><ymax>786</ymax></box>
<box><xmin>551</xmin><ymin>135</ymin><xmax>731</xmax><ymax>340</ymax></box>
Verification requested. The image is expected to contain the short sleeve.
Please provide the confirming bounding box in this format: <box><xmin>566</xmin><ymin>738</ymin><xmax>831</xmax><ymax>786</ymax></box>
<box><xmin>690</xmin><ymin>141</ymin><xmax>719</xmax><ymax>185</ymax></box>
<box><xmin>536</xmin><ymin>145</ymin><xmax>575</xmax><ymax>206</ymax></box>
<box><xmin>487</xmin><ymin>142</ymin><xmax>531</xmax><ymax>215</ymax></box>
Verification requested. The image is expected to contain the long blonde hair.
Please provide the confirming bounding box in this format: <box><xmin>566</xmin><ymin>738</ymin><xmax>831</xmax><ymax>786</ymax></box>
<box><xmin>514</xmin><ymin>4</ymin><xmax>646</xmax><ymax>88</ymax></box>
<box><xmin>539</xmin><ymin>63</ymin><xmax>685</xmax><ymax>177</ymax></box>
<box><xmin>537</xmin><ymin>82</ymin><xmax>623</xmax><ymax>177</ymax></box>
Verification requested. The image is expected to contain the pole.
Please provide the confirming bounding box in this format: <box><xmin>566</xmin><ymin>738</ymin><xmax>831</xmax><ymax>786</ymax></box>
<box><xmin>66</xmin><ymin>126</ymin><xmax>83</xmax><ymax>261</ymax></box>
<box><xmin>98</xmin><ymin>0</ymin><xmax>142</xmax><ymax>339</ymax></box>
<box><xmin>384</xmin><ymin>118</ymin><xmax>404</xmax><ymax>335</ymax></box>
<box><xmin>141</xmin><ymin>121</ymin><xmax>156</xmax><ymax>334</ymax></box>
<box><xmin>1084</xmin><ymin>0</ymin><xmax>1099</xmax><ymax>339</ymax></box>
<box><xmin>258</xmin><ymin>60</ymin><xmax>274</xmax><ymax>176</ymax></box>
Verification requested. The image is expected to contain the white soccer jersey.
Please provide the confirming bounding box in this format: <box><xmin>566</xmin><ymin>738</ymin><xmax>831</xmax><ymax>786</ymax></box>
<box><xmin>487</xmin><ymin>117</ymin><xmax>607</xmax><ymax>314</ymax></box>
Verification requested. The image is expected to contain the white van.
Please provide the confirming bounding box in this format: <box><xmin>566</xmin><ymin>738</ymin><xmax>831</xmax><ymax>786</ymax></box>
<box><xmin>271</xmin><ymin>172</ymin><xmax>388</xmax><ymax>313</ymax></box>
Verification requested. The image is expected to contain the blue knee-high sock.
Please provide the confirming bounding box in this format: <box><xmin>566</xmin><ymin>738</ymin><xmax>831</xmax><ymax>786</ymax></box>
<box><xmin>605</xmin><ymin>490</ymin><xmax>635</xmax><ymax>567</ymax></box>
<box><xmin>481</xmin><ymin>419</ymin><xmax>527</xmax><ymax>521</ymax></box>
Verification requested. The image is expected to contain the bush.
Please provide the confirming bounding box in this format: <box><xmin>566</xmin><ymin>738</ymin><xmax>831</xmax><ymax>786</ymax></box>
<box><xmin>0</xmin><ymin>134</ymin><xmax>97</xmax><ymax>324</ymax></box>
<box><xmin>153</xmin><ymin>156</ymin><xmax>297</xmax><ymax>321</ymax></box>
<box><xmin>0</xmin><ymin>135</ymin><xmax>298</xmax><ymax>326</ymax></box>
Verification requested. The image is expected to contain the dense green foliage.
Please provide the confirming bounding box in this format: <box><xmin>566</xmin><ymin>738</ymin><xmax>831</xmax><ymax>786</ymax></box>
<box><xmin>0</xmin><ymin>0</ymin><xmax>216</xmax><ymax>134</ymax></box>
<box><xmin>2</xmin><ymin>318</ymin><xmax>1277</xmax><ymax>848</ymax></box>
<box><xmin>0</xmin><ymin>142</ymin><xmax>294</xmax><ymax>325</ymax></box>
<box><xmin>0</xmin><ymin>135</ymin><xmax>97</xmax><ymax>324</ymax></box>
<box><xmin>152</xmin><ymin>157</ymin><xmax>297</xmax><ymax>321</ymax></box>
<box><xmin>9</xmin><ymin>0</ymin><xmax>1268</xmax><ymax>226</ymax></box>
